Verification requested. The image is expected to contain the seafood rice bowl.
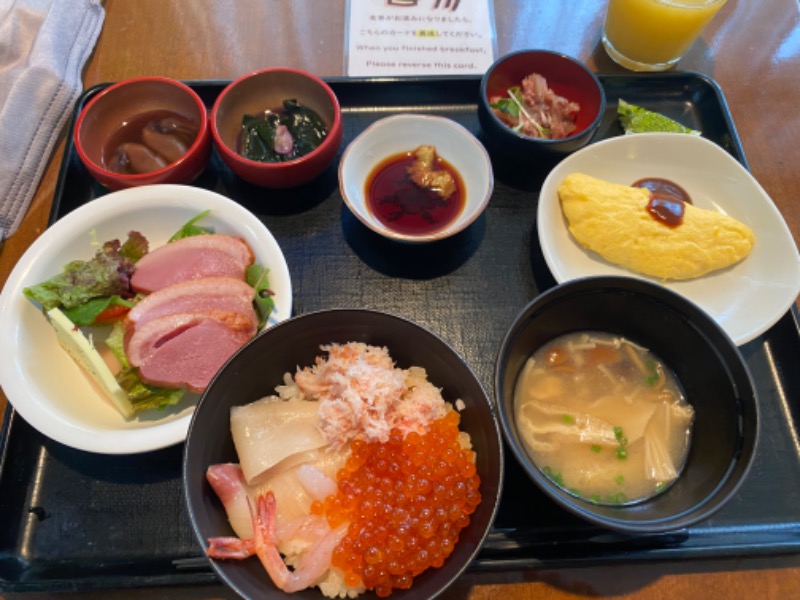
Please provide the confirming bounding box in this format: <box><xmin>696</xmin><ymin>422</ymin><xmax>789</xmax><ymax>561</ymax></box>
<box><xmin>183</xmin><ymin>309</ymin><xmax>503</xmax><ymax>599</ymax></box>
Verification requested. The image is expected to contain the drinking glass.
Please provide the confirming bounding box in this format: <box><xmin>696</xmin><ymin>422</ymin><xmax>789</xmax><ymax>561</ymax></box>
<box><xmin>602</xmin><ymin>0</ymin><xmax>728</xmax><ymax>72</ymax></box>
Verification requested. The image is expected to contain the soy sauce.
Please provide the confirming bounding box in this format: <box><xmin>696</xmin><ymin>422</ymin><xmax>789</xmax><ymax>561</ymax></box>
<box><xmin>365</xmin><ymin>151</ymin><xmax>465</xmax><ymax>236</ymax></box>
<box><xmin>633</xmin><ymin>177</ymin><xmax>692</xmax><ymax>228</ymax></box>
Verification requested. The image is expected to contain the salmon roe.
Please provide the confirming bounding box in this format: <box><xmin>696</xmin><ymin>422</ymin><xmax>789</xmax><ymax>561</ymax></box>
<box><xmin>324</xmin><ymin>410</ymin><xmax>481</xmax><ymax>597</ymax></box>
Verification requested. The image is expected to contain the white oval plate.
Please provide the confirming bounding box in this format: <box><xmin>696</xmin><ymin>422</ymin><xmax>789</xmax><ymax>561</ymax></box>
<box><xmin>0</xmin><ymin>185</ymin><xmax>292</xmax><ymax>454</ymax></box>
<box><xmin>538</xmin><ymin>133</ymin><xmax>800</xmax><ymax>345</ymax></box>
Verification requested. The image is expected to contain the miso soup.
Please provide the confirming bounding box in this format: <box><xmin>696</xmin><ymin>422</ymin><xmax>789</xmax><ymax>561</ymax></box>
<box><xmin>514</xmin><ymin>331</ymin><xmax>694</xmax><ymax>505</ymax></box>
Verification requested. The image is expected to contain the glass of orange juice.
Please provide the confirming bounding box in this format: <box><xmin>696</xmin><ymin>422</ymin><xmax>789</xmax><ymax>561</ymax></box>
<box><xmin>602</xmin><ymin>0</ymin><xmax>727</xmax><ymax>71</ymax></box>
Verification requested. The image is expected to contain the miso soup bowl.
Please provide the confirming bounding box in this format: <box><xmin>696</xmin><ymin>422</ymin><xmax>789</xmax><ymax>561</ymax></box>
<box><xmin>495</xmin><ymin>276</ymin><xmax>758</xmax><ymax>533</ymax></box>
<box><xmin>74</xmin><ymin>77</ymin><xmax>212</xmax><ymax>190</ymax></box>
<box><xmin>211</xmin><ymin>67</ymin><xmax>343</xmax><ymax>188</ymax></box>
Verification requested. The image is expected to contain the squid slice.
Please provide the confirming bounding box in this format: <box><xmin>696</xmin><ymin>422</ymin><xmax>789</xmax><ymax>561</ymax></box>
<box><xmin>231</xmin><ymin>397</ymin><xmax>328</xmax><ymax>485</ymax></box>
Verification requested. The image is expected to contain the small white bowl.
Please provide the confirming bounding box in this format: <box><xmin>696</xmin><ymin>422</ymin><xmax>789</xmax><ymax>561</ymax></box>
<box><xmin>0</xmin><ymin>185</ymin><xmax>293</xmax><ymax>454</ymax></box>
<box><xmin>339</xmin><ymin>114</ymin><xmax>494</xmax><ymax>243</ymax></box>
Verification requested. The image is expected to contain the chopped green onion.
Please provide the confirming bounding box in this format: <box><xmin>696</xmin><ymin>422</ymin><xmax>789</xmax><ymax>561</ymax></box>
<box><xmin>591</xmin><ymin>445</ymin><xmax>602</xmax><ymax>453</ymax></box>
<box><xmin>607</xmin><ymin>491</ymin><xmax>628</xmax><ymax>504</ymax></box>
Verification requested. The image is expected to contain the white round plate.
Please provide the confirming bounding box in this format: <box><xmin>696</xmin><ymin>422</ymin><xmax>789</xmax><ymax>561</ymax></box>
<box><xmin>0</xmin><ymin>185</ymin><xmax>292</xmax><ymax>454</ymax></box>
<box><xmin>537</xmin><ymin>133</ymin><xmax>800</xmax><ymax>345</ymax></box>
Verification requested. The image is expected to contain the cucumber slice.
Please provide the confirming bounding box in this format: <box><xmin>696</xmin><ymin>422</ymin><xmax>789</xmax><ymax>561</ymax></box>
<box><xmin>46</xmin><ymin>307</ymin><xmax>134</xmax><ymax>418</ymax></box>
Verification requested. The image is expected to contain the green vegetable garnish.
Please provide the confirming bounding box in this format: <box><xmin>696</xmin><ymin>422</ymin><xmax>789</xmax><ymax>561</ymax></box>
<box><xmin>644</xmin><ymin>359</ymin><xmax>661</xmax><ymax>386</ymax></box>
<box><xmin>247</xmin><ymin>263</ymin><xmax>275</xmax><ymax>330</ymax></box>
<box><xmin>614</xmin><ymin>426</ymin><xmax>628</xmax><ymax>459</ymax></box>
<box><xmin>615</xmin><ymin>474</ymin><xmax>625</xmax><ymax>486</ymax></box>
<box><xmin>490</xmin><ymin>86</ymin><xmax>551</xmax><ymax>138</ymax></box>
<box><xmin>169</xmin><ymin>209</ymin><xmax>214</xmax><ymax>242</ymax></box>
<box><xmin>562</xmin><ymin>414</ymin><xmax>575</xmax><ymax>424</ymax></box>
<box><xmin>591</xmin><ymin>444</ymin><xmax>602</xmax><ymax>453</ymax></box>
<box><xmin>618</xmin><ymin>99</ymin><xmax>701</xmax><ymax>136</ymax></box>
<box><xmin>607</xmin><ymin>491</ymin><xmax>628</xmax><ymax>504</ymax></box>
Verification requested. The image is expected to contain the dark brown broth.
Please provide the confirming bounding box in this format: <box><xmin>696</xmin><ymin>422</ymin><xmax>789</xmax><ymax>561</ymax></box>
<box><xmin>101</xmin><ymin>109</ymin><xmax>197</xmax><ymax>173</ymax></box>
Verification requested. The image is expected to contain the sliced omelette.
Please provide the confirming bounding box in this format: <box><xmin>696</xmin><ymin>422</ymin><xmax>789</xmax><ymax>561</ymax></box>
<box><xmin>557</xmin><ymin>173</ymin><xmax>755</xmax><ymax>280</ymax></box>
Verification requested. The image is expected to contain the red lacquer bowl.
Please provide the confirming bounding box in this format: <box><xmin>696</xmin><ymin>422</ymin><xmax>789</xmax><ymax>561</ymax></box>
<box><xmin>478</xmin><ymin>49</ymin><xmax>606</xmax><ymax>159</ymax></box>
<box><xmin>211</xmin><ymin>68</ymin><xmax>343</xmax><ymax>189</ymax></box>
<box><xmin>74</xmin><ymin>77</ymin><xmax>211</xmax><ymax>190</ymax></box>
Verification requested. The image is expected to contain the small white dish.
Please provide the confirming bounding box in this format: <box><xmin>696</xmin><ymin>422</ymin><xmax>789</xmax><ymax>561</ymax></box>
<box><xmin>0</xmin><ymin>184</ymin><xmax>292</xmax><ymax>454</ymax></box>
<box><xmin>537</xmin><ymin>133</ymin><xmax>800</xmax><ymax>345</ymax></box>
<box><xmin>339</xmin><ymin>114</ymin><xmax>494</xmax><ymax>243</ymax></box>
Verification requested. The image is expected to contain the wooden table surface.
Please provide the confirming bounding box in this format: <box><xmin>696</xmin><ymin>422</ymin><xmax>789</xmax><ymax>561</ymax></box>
<box><xmin>2</xmin><ymin>0</ymin><xmax>800</xmax><ymax>598</ymax></box>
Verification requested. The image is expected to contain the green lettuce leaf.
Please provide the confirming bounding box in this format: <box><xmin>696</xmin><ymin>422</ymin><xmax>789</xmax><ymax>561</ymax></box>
<box><xmin>115</xmin><ymin>367</ymin><xmax>185</xmax><ymax>412</ymax></box>
<box><xmin>23</xmin><ymin>233</ymin><xmax>146</xmax><ymax>311</ymax></box>
<box><xmin>168</xmin><ymin>209</ymin><xmax>214</xmax><ymax>242</ymax></box>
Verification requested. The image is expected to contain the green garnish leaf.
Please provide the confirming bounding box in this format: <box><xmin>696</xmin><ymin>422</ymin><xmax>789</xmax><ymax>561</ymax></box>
<box><xmin>489</xmin><ymin>96</ymin><xmax>520</xmax><ymax>118</ymax></box>
<box><xmin>246</xmin><ymin>263</ymin><xmax>275</xmax><ymax>330</ymax></box>
<box><xmin>618</xmin><ymin>98</ymin><xmax>701</xmax><ymax>136</ymax></box>
<box><xmin>169</xmin><ymin>210</ymin><xmax>214</xmax><ymax>242</ymax></box>
<box><xmin>614</xmin><ymin>426</ymin><xmax>624</xmax><ymax>440</ymax></box>
<box><xmin>591</xmin><ymin>444</ymin><xmax>602</xmax><ymax>453</ymax></box>
<box><xmin>616</xmin><ymin>448</ymin><xmax>628</xmax><ymax>460</ymax></box>
<box><xmin>615</xmin><ymin>474</ymin><xmax>625</xmax><ymax>486</ymax></box>
<box><xmin>562</xmin><ymin>414</ymin><xmax>575</xmax><ymax>424</ymax></box>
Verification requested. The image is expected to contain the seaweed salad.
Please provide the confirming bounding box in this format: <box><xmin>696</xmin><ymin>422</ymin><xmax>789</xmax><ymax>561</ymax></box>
<box><xmin>238</xmin><ymin>99</ymin><xmax>329</xmax><ymax>163</ymax></box>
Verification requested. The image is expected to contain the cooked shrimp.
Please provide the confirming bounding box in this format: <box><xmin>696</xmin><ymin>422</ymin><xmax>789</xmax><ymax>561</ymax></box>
<box><xmin>207</xmin><ymin>491</ymin><xmax>348</xmax><ymax>594</ymax></box>
<box><xmin>207</xmin><ymin>536</ymin><xmax>255</xmax><ymax>559</ymax></box>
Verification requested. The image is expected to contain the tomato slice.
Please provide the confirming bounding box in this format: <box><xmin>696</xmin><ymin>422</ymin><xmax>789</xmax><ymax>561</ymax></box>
<box><xmin>93</xmin><ymin>304</ymin><xmax>130</xmax><ymax>324</ymax></box>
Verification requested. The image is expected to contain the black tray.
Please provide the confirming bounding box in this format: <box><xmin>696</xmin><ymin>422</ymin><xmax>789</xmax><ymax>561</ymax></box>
<box><xmin>3</xmin><ymin>74</ymin><xmax>800</xmax><ymax>593</ymax></box>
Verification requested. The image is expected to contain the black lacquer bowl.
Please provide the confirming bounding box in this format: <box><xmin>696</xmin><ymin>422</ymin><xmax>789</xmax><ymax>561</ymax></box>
<box><xmin>184</xmin><ymin>309</ymin><xmax>504</xmax><ymax>599</ymax></box>
<box><xmin>495</xmin><ymin>276</ymin><xmax>758</xmax><ymax>533</ymax></box>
